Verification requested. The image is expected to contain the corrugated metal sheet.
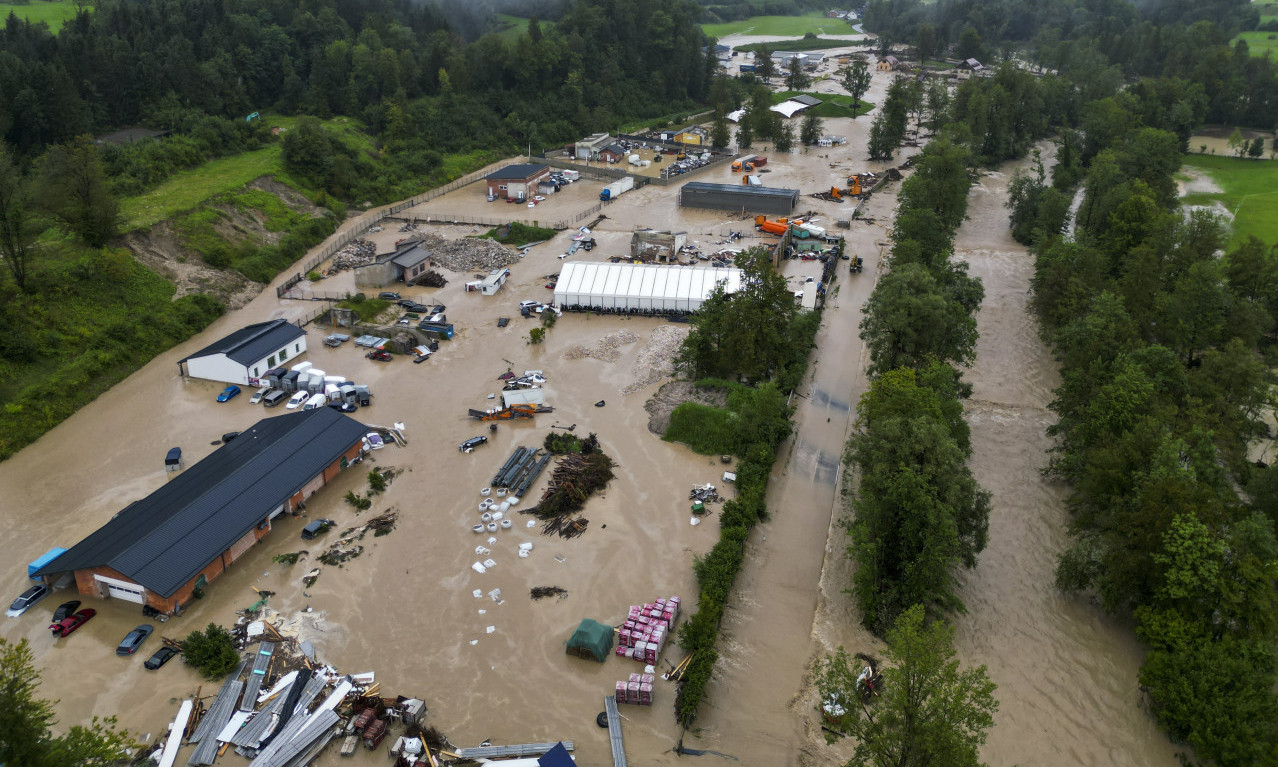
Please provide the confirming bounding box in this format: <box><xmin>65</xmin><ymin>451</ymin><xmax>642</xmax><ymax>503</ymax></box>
<box><xmin>240</xmin><ymin>643</ymin><xmax>276</xmax><ymax>712</ymax></box>
<box><xmin>454</xmin><ymin>742</ymin><xmax>575</xmax><ymax>759</ymax></box>
<box><xmin>604</xmin><ymin>695</ymin><xmax>627</xmax><ymax>767</ymax></box>
<box><xmin>554</xmin><ymin>263</ymin><xmax>742</xmax><ymax>313</ymax></box>
<box><xmin>186</xmin><ymin>678</ymin><xmax>244</xmax><ymax>766</ymax></box>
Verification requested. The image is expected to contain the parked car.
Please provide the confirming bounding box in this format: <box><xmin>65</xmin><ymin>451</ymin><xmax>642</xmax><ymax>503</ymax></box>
<box><xmin>301</xmin><ymin>519</ymin><xmax>335</xmax><ymax>540</ymax></box>
<box><xmin>367</xmin><ymin>350</ymin><xmax>392</xmax><ymax>362</ymax></box>
<box><xmin>430</xmin><ymin>304</ymin><xmax>446</xmax><ymax>314</ymax></box>
<box><xmin>116</xmin><ymin>624</ymin><xmax>154</xmax><ymax>655</ymax></box>
<box><xmin>286</xmin><ymin>391</ymin><xmax>309</xmax><ymax>409</ymax></box>
<box><xmin>216</xmin><ymin>385</ymin><xmax>241</xmax><ymax>402</ymax></box>
<box><xmin>327</xmin><ymin>401</ymin><xmax>358</xmax><ymax>413</ymax></box>
<box><xmin>249</xmin><ymin>386</ymin><xmax>270</xmax><ymax>404</ymax></box>
<box><xmin>399</xmin><ymin>301</ymin><xmax>431</xmax><ymax>313</ymax></box>
<box><xmin>51</xmin><ymin>608</ymin><xmax>96</xmax><ymax>638</ymax></box>
<box><xmin>263</xmin><ymin>390</ymin><xmax>289</xmax><ymax>408</ymax></box>
<box><xmin>6</xmin><ymin>583</ymin><xmax>50</xmax><ymax>617</ymax></box>
<box><xmin>364</xmin><ymin>432</ymin><xmax>385</xmax><ymax>450</ymax></box>
<box><xmin>221</xmin><ymin>431</ymin><xmax>241</xmax><ymax>444</ymax></box>
<box><xmin>49</xmin><ymin>600</ymin><xmax>81</xmax><ymax>625</ymax></box>
<box><xmin>459</xmin><ymin>436</ymin><xmax>488</xmax><ymax>453</ymax></box>
<box><xmin>143</xmin><ymin>645</ymin><xmax>180</xmax><ymax>670</ymax></box>
<box><xmin>378</xmin><ymin>291</ymin><xmax>401</xmax><ymax>301</ymax></box>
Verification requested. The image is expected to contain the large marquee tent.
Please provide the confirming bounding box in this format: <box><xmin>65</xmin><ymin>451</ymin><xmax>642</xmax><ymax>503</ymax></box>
<box><xmin>553</xmin><ymin>262</ymin><xmax>743</xmax><ymax>313</ymax></box>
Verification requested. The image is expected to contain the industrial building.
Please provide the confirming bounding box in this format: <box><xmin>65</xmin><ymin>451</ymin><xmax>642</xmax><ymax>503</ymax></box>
<box><xmin>353</xmin><ymin>239</ymin><xmax>432</xmax><ymax>288</ymax></box>
<box><xmin>631</xmin><ymin>229</ymin><xmax>687</xmax><ymax>263</ymax></box>
<box><xmin>678</xmin><ymin>182</ymin><xmax>799</xmax><ymax>215</ymax></box>
<box><xmin>485</xmin><ymin>164</ymin><xmax>551</xmax><ymax>200</ymax></box>
<box><xmin>553</xmin><ymin>262</ymin><xmax>742</xmax><ymax>313</ymax></box>
<box><xmin>32</xmin><ymin>408</ymin><xmax>369</xmax><ymax>614</ymax></box>
<box><xmin>178</xmin><ymin>319</ymin><xmax>307</xmax><ymax>386</ymax></box>
<box><xmin>574</xmin><ymin>132</ymin><xmax>612</xmax><ymax>160</ymax></box>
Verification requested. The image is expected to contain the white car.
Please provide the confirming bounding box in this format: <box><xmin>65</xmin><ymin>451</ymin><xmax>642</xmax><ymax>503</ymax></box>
<box><xmin>286</xmin><ymin>391</ymin><xmax>309</xmax><ymax>409</ymax></box>
<box><xmin>249</xmin><ymin>386</ymin><xmax>270</xmax><ymax>404</ymax></box>
<box><xmin>6</xmin><ymin>584</ymin><xmax>49</xmax><ymax>618</ymax></box>
<box><xmin>364</xmin><ymin>432</ymin><xmax>386</xmax><ymax>450</ymax></box>
<box><xmin>519</xmin><ymin>300</ymin><xmax>541</xmax><ymax>309</ymax></box>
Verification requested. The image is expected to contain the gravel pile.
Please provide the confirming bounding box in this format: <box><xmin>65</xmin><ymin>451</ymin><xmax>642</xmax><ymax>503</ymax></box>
<box><xmin>622</xmin><ymin>325</ymin><xmax>689</xmax><ymax>394</ymax></box>
<box><xmin>562</xmin><ymin>330</ymin><xmax>639</xmax><ymax>363</ymax></box>
<box><xmin>430</xmin><ymin>237</ymin><xmax>522</xmax><ymax>273</ymax></box>
<box><xmin>329</xmin><ymin>239</ymin><xmax>376</xmax><ymax>270</ymax></box>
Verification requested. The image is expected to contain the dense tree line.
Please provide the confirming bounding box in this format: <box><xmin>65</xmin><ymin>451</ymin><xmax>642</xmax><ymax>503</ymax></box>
<box><xmin>864</xmin><ymin>0</ymin><xmax>1278</xmax><ymax>129</ymax></box>
<box><xmin>849</xmin><ymin>134</ymin><xmax>991</xmax><ymax>635</ymax></box>
<box><xmin>1016</xmin><ymin>108</ymin><xmax>1278</xmax><ymax>763</ymax></box>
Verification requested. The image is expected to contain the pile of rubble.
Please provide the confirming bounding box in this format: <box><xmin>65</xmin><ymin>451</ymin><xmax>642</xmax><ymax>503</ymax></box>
<box><xmin>328</xmin><ymin>239</ymin><xmax>377</xmax><ymax>271</ymax></box>
<box><xmin>622</xmin><ymin>325</ymin><xmax>689</xmax><ymax>394</ymax></box>
<box><xmin>430</xmin><ymin>237</ymin><xmax>521</xmax><ymax>273</ymax></box>
<box><xmin>562</xmin><ymin>330</ymin><xmax>639</xmax><ymax>363</ymax></box>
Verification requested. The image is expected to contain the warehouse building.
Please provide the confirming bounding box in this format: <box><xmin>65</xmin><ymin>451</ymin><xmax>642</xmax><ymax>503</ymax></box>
<box><xmin>33</xmin><ymin>408</ymin><xmax>368</xmax><ymax>614</ymax></box>
<box><xmin>678</xmin><ymin>181</ymin><xmax>799</xmax><ymax>215</ymax></box>
<box><xmin>553</xmin><ymin>262</ymin><xmax>742</xmax><ymax>313</ymax></box>
<box><xmin>485</xmin><ymin>163</ymin><xmax>551</xmax><ymax>200</ymax></box>
<box><xmin>179</xmin><ymin>319</ymin><xmax>307</xmax><ymax>386</ymax></box>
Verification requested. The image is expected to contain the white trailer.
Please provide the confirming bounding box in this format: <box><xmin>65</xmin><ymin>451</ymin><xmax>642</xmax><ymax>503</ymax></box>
<box><xmin>599</xmin><ymin>176</ymin><xmax>635</xmax><ymax>201</ymax></box>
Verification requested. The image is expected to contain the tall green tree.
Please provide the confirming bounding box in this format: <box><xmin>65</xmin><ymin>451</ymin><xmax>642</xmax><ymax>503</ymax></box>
<box><xmin>867</xmin><ymin>78</ymin><xmax>910</xmax><ymax>160</ymax></box>
<box><xmin>800</xmin><ymin>110</ymin><xmax>823</xmax><ymax>146</ymax></box>
<box><xmin>0</xmin><ymin>144</ymin><xmax>40</xmax><ymax>291</ymax></box>
<box><xmin>840</xmin><ymin>59</ymin><xmax>872</xmax><ymax>113</ymax></box>
<box><xmin>33</xmin><ymin>136</ymin><xmax>118</xmax><ymax>248</ymax></box>
<box><xmin>841</xmin><ymin>606</ymin><xmax>998</xmax><ymax>767</ymax></box>
<box><xmin>710</xmin><ymin>112</ymin><xmax>731</xmax><ymax>149</ymax></box>
<box><xmin>776</xmin><ymin>120</ymin><xmax>796</xmax><ymax>152</ymax></box>
<box><xmin>0</xmin><ymin>638</ymin><xmax>135</xmax><ymax>767</ymax></box>
<box><xmin>859</xmin><ymin>263</ymin><xmax>983</xmax><ymax>376</ymax></box>
<box><xmin>756</xmin><ymin>49</ymin><xmax>776</xmax><ymax>82</ymax></box>
<box><xmin>785</xmin><ymin>57</ymin><xmax>810</xmax><ymax>90</ymax></box>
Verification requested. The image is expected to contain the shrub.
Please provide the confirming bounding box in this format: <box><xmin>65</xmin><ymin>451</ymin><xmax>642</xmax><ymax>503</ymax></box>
<box><xmin>181</xmin><ymin>624</ymin><xmax>241</xmax><ymax>679</ymax></box>
<box><xmin>367</xmin><ymin>469</ymin><xmax>387</xmax><ymax>494</ymax></box>
<box><xmin>529</xmin><ymin>327</ymin><xmax>546</xmax><ymax>344</ymax></box>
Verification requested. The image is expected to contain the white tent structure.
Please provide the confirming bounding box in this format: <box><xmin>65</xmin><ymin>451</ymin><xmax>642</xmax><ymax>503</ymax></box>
<box><xmin>554</xmin><ymin>263</ymin><xmax>743</xmax><ymax>313</ymax></box>
<box><xmin>770</xmin><ymin>100</ymin><xmax>809</xmax><ymax>118</ymax></box>
<box><xmin>726</xmin><ymin>108</ymin><xmax>746</xmax><ymax>123</ymax></box>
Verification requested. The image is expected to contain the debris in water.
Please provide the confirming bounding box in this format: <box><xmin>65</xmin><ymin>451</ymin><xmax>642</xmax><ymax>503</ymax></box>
<box><xmin>531</xmin><ymin>586</ymin><xmax>568</xmax><ymax>600</ymax></box>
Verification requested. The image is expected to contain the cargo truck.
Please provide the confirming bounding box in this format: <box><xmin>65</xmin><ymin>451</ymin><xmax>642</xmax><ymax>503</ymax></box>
<box><xmin>599</xmin><ymin>176</ymin><xmax>635</xmax><ymax>201</ymax></box>
<box><xmin>731</xmin><ymin>154</ymin><xmax>757</xmax><ymax>172</ymax></box>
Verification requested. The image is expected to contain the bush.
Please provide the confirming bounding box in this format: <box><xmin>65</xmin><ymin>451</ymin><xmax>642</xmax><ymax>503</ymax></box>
<box><xmin>367</xmin><ymin>469</ymin><xmax>387</xmax><ymax>494</ymax></box>
<box><xmin>344</xmin><ymin>490</ymin><xmax>371</xmax><ymax>510</ymax></box>
<box><xmin>181</xmin><ymin>624</ymin><xmax>241</xmax><ymax>679</ymax></box>
<box><xmin>529</xmin><ymin>327</ymin><xmax>546</xmax><ymax>344</ymax></box>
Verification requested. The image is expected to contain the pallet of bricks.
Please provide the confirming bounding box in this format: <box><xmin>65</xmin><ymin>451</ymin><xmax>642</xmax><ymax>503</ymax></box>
<box><xmin>616</xmin><ymin>672</ymin><xmax>656</xmax><ymax>706</ymax></box>
<box><xmin>615</xmin><ymin>595</ymin><xmax>681</xmax><ymax>665</ymax></box>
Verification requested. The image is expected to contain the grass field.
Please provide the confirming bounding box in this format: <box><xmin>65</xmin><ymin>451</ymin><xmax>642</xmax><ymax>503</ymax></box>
<box><xmin>773</xmin><ymin>90</ymin><xmax>874</xmax><ymax>118</ymax></box>
<box><xmin>0</xmin><ymin>0</ymin><xmax>83</xmax><ymax>31</ymax></box>
<box><xmin>734</xmin><ymin>37</ymin><xmax>866</xmax><ymax>54</ymax></box>
<box><xmin>1234</xmin><ymin>2</ymin><xmax>1278</xmax><ymax>56</ymax></box>
<box><xmin>494</xmin><ymin>13</ymin><xmax>554</xmax><ymax>41</ymax></box>
<box><xmin>1181</xmin><ymin>154</ymin><xmax>1278</xmax><ymax>246</ymax></box>
<box><xmin>119</xmin><ymin>146</ymin><xmax>285</xmax><ymax>231</ymax></box>
<box><xmin>702</xmin><ymin>12</ymin><xmax>855</xmax><ymax>39</ymax></box>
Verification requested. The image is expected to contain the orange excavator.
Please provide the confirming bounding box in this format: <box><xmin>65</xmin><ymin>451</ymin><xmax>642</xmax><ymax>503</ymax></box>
<box><xmin>467</xmin><ymin>403</ymin><xmax>555</xmax><ymax>421</ymax></box>
<box><xmin>827</xmin><ymin>175</ymin><xmax>865</xmax><ymax>201</ymax></box>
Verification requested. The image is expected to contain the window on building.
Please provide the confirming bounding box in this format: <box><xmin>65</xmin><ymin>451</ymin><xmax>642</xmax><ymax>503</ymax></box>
<box><xmin>268</xmin><ymin>355</ymin><xmax>276</xmax><ymax>366</ymax></box>
<box><xmin>295</xmin><ymin>343</ymin><xmax>301</xmax><ymax>353</ymax></box>
<box><xmin>253</xmin><ymin>367</ymin><xmax>259</xmax><ymax>377</ymax></box>
<box><xmin>279</xmin><ymin>347</ymin><xmax>288</xmax><ymax>362</ymax></box>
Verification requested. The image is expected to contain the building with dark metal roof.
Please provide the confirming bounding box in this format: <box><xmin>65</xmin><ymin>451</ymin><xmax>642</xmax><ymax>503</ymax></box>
<box><xmin>677</xmin><ymin>181</ymin><xmax>800</xmax><ymax>215</ymax></box>
<box><xmin>178</xmin><ymin>318</ymin><xmax>307</xmax><ymax>386</ymax></box>
<box><xmin>34</xmin><ymin>408</ymin><xmax>369</xmax><ymax>613</ymax></box>
<box><xmin>485</xmin><ymin>163</ymin><xmax>551</xmax><ymax>200</ymax></box>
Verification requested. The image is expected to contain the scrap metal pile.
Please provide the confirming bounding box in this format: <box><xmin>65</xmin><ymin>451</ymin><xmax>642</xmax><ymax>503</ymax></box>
<box><xmin>429</xmin><ymin>236</ymin><xmax>522</xmax><ymax>273</ymax></box>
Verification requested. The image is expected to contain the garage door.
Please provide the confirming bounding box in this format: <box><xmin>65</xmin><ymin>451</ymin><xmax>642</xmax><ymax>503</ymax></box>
<box><xmin>94</xmin><ymin>575</ymin><xmax>145</xmax><ymax>604</ymax></box>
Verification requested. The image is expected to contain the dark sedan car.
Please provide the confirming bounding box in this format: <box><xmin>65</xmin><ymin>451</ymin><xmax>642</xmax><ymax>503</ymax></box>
<box><xmin>144</xmin><ymin>645</ymin><xmax>180</xmax><ymax>670</ymax></box>
<box><xmin>116</xmin><ymin>624</ymin><xmax>154</xmax><ymax>655</ymax></box>
<box><xmin>51</xmin><ymin>608</ymin><xmax>96</xmax><ymax>638</ymax></box>
<box><xmin>49</xmin><ymin>600</ymin><xmax>81</xmax><ymax>626</ymax></box>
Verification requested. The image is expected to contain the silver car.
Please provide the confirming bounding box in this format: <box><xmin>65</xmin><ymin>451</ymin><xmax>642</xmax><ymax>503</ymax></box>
<box><xmin>6</xmin><ymin>583</ymin><xmax>50</xmax><ymax>617</ymax></box>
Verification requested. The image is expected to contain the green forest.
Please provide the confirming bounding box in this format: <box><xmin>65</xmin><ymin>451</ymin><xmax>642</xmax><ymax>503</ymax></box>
<box><xmin>837</xmin><ymin>0</ymin><xmax>1278</xmax><ymax>764</ymax></box>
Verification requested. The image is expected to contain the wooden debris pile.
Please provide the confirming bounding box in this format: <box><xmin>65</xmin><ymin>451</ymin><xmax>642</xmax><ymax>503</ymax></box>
<box><xmin>523</xmin><ymin>438</ymin><xmax>614</xmax><ymax>539</ymax></box>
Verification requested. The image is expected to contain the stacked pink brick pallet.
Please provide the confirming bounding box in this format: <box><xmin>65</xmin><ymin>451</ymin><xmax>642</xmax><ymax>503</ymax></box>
<box><xmin>616</xmin><ymin>672</ymin><xmax>656</xmax><ymax>706</ymax></box>
<box><xmin>615</xmin><ymin>595</ymin><xmax>681</xmax><ymax>666</ymax></box>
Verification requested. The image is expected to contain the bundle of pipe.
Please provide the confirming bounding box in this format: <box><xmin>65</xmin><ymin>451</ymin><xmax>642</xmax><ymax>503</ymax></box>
<box><xmin>501</xmin><ymin>449</ymin><xmax>544</xmax><ymax>491</ymax></box>
<box><xmin>491</xmin><ymin>447</ymin><xmax>528</xmax><ymax>487</ymax></box>
<box><xmin>513</xmin><ymin>452</ymin><xmax>554</xmax><ymax>499</ymax></box>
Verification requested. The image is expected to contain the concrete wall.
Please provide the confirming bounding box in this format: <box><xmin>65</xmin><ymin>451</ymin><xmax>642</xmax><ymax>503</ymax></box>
<box><xmin>355</xmin><ymin>260</ymin><xmax>397</xmax><ymax>289</ymax></box>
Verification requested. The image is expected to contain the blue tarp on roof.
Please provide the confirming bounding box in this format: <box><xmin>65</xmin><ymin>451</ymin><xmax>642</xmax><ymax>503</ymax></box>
<box><xmin>538</xmin><ymin>743</ymin><xmax>574</xmax><ymax>767</ymax></box>
<box><xmin>28</xmin><ymin>548</ymin><xmax>66</xmax><ymax>578</ymax></box>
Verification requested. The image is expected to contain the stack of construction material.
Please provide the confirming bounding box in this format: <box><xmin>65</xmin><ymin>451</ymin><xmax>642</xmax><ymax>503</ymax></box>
<box><xmin>615</xmin><ymin>596</ymin><xmax>680</xmax><ymax>664</ymax></box>
<box><xmin>615</xmin><ymin>672</ymin><xmax>656</xmax><ymax>706</ymax></box>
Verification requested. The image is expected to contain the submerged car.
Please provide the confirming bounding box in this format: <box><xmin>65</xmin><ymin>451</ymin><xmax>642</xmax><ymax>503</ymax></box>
<box><xmin>364</xmin><ymin>432</ymin><xmax>385</xmax><ymax>450</ymax></box>
<box><xmin>143</xmin><ymin>645</ymin><xmax>180</xmax><ymax>670</ymax></box>
<box><xmin>249</xmin><ymin>386</ymin><xmax>270</xmax><ymax>404</ymax></box>
<box><xmin>216</xmin><ymin>385</ymin><xmax>241</xmax><ymax>402</ymax></box>
<box><xmin>459</xmin><ymin>436</ymin><xmax>488</xmax><ymax>453</ymax></box>
<box><xmin>49</xmin><ymin>600</ymin><xmax>81</xmax><ymax>625</ymax></box>
<box><xmin>116</xmin><ymin>624</ymin><xmax>154</xmax><ymax>655</ymax></box>
<box><xmin>6</xmin><ymin>584</ymin><xmax>50</xmax><ymax>617</ymax></box>
<box><xmin>285</xmin><ymin>391</ymin><xmax>309</xmax><ymax>409</ymax></box>
<box><xmin>51</xmin><ymin>608</ymin><xmax>96</xmax><ymax>638</ymax></box>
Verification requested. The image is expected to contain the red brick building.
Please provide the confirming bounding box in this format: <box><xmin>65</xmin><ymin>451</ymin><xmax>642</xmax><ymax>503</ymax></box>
<box><xmin>34</xmin><ymin>408</ymin><xmax>368</xmax><ymax>614</ymax></box>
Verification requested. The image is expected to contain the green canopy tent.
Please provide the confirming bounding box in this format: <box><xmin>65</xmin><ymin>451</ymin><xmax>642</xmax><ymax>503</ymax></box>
<box><xmin>566</xmin><ymin>618</ymin><xmax>614</xmax><ymax>662</ymax></box>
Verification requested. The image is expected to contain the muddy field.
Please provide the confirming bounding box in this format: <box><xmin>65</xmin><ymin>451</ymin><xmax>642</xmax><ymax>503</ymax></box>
<box><xmin>0</xmin><ymin>61</ymin><xmax>1180</xmax><ymax>767</ymax></box>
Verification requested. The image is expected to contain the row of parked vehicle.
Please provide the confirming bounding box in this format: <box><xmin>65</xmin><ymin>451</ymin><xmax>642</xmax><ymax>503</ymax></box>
<box><xmin>6</xmin><ymin>586</ymin><xmax>177</xmax><ymax>668</ymax></box>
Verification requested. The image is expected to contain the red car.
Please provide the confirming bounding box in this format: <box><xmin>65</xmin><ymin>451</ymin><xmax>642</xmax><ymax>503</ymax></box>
<box><xmin>51</xmin><ymin>608</ymin><xmax>96</xmax><ymax>637</ymax></box>
<box><xmin>366</xmin><ymin>350</ymin><xmax>392</xmax><ymax>362</ymax></box>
